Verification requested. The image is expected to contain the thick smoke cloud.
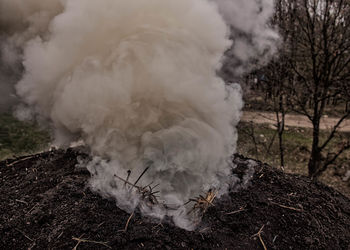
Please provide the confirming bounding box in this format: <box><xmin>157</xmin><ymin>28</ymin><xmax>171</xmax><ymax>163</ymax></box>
<box><xmin>0</xmin><ymin>0</ymin><xmax>63</xmax><ymax>112</ymax></box>
<box><xmin>1</xmin><ymin>0</ymin><xmax>277</xmax><ymax>229</ymax></box>
<box><xmin>214</xmin><ymin>0</ymin><xmax>279</xmax><ymax>77</ymax></box>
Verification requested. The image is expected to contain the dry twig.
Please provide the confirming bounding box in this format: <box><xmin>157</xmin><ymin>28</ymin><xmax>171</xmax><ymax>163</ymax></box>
<box><xmin>72</xmin><ymin>236</ymin><xmax>111</xmax><ymax>249</ymax></box>
<box><xmin>26</xmin><ymin>203</ymin><xmax>38</xmax><ymax>215</ymax></box>
<box><xmin>226</xmin><ymin>206</ymin><xmax>246</xmax><ymax>215</ymax></box>
<box><xmin>114</xmin><ymin>171</ymin><xmax>160</xmax><ymax>206</ymax></box>
<box><xmin>187</xmin><ymin>189</ymin><xmax>217</xmax><ymax>216</ymax></box>
<box><xmin>123</xmin><ymin>212</ymin><xmax>134</xmax><ymax>232</ymax></box>
<box><xmin>151</xmin><ymin>223</ymin><xmax>164</xmax><ymax>231</ymax></box>
<box><xmin>15</xmin><ymin>229</ymin><xmax>33</xmax><ymax>242</ymax></box>
<box><xmin>134</xmin><ymin>167</ymin><xmax>150</xmax><ymax>186</ymax></box>
<box><xmin>6</xmin><ymin>156</ymin><xmax>36</xmax><ymax>167</ymax></box>
<box><xmin>270</xmin><ymin>201</ymin><xmax>303</xmax><ymax>212</ymax></box>
<box><xmin>199</xmin><ymin>227</ymin><xmax>210</xmax><ymax>233</ymax></box>
<box><xmin>251</xmin><ymin>225</ymin><xmax>267</xmax><ymax>250</ymax></box>
<box><xmin>15</xmin><ymin>199</ymin><xmax>28</xmax><ymax>205</ymax></box>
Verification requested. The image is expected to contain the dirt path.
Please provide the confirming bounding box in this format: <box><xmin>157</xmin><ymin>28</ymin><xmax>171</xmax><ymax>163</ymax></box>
<box><xmin>241</xmin><ymin>111</ymin><xmax>350</xmax><ymax>132</ymax></box>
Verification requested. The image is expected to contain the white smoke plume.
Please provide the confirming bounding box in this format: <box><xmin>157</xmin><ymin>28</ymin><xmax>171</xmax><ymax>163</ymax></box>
<box><xmin>0</xmin><ymin>0</ymin><xmax>63</xmax><ymax>112</ymax></box>
<box><xmin>1</xmin><ymin>0</ymin><xmax>277</xmax><ymax>229</ymax></box>
<box><xmin>214</xmin><ymin>0</ymin><xmax>279</xmax><ymax>77</ymax></box>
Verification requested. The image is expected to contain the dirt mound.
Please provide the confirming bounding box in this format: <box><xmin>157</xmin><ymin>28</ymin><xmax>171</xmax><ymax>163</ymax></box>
<box><xmin>1</xmin><ymin>148</ymin><xmax>349</xmax><ymax>249</ymax></box>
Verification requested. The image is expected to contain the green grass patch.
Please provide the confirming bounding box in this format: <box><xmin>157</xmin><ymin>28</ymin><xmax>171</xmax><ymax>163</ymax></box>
<box><xmin>237</xmin><ymin>121</ymin><xmax>349</xmax><ymax>166</ymax></box>
<box><xmin>0</xmin><ymin>113</ymin><xmax>51</xmax><ymax>161</ymax></box>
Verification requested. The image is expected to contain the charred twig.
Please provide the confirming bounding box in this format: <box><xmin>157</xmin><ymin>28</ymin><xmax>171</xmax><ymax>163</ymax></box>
<box><xmin>114</xmin><ymin>173</ymin><xmax>160</xmax><ymax>206</ymax></box>
<box><xmin>139</xmin><ymin>186</ymin><xmax>159</xmax><ymax>205</ymax></box>
<box><xmin>251</xmin><ymin>225</ymin><xmax>267</xmax><ymax>250</ymax></box>
<box><xmin>72</xmin><ymin>236</ymin><xmax>111</xmax><ymax>249</ymax></box>
<box><xmin>125</xmin><ymin>170</ymin><xmax>131</xmax><ymax>188</ymax></box>
<box><xmin>183</xmin><ymin>200</ymin><xmax>192</xmax><ymax>206</ymax></box>
<box><xmin>114</xmin><ymin>175</ymin><xmax>138</xmax><ymax>189</ymax></box>
<box><xmin>144</xmin><ymin>181</ymin><xmax>154</xmax><ymax>190</ymax></box>
<box><xmin>134</xmin><ymin>167</ymin><xmax>150</xmax><ymax>186</ymax></box>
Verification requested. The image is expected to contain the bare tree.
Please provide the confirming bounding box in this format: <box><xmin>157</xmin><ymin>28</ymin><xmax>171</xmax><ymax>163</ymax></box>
<box><xmin>286</xmin><ymin>0</ymin><xmax>350</xmax><ymax>178</ymax></box>
<box><xmin>257</xmin><ymin>0</ymin><xmax>299</xmax><ymax>170</ymax></box>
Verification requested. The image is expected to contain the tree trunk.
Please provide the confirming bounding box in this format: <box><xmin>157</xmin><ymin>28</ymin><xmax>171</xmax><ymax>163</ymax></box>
<box><xmin>278</xmin><ymin>127</ymin><xmax>285</xmax><ymax>170</ymax></box>
<box><xmin>277</xmin><ymin>94</ymin><xmax>285</xmax><ymax>170</ymax></box>
<box><xmin>308</xmin><ymin>120</ymin><xmax>321</xmax><ymax>178</ymax></box>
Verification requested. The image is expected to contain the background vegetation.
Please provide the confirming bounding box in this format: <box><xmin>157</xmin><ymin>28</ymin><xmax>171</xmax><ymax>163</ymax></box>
<box><xmin>237</xmin><ymin>121</ymin><xmax>350</xmax><ymax>197</ymax></box>
<box><xmin>235</xmin><ymin>0</ymin><xmax>350</xmax><ymax>190</ymax></box>
<box><xmin>0</xmin><ymin>113</ymin><xmax>50</xmax><ymax>160</ymax></box>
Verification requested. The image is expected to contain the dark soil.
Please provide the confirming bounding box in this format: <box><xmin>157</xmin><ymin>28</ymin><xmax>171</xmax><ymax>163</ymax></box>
<box><xmin>0</xmin><ymin>148</ymin><xmax>349</xmax><ymax>249</ymax></box>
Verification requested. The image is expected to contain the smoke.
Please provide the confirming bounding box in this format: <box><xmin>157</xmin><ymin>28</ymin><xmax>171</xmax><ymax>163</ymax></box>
<box><xmin>0</xmin><ymin>0</ymin><xmax>63</xmax><ymax>113</ymax></box>
<box><xmin>1</xmin><ymin>0</ymin><xmax>277</xmax><ymax>229</ymax></box>
<box><xmin>214</xmin><ymin>0</ymin><xmax>279</xmax><ymax>78</ymax></box>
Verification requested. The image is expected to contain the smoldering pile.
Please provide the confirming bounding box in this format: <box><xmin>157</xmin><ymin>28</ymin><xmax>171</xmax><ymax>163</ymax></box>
<box><xmin>2</xmin><ymin>149</ymin><xmax>349</xmax><ymax>250</ymax></box>
<box><xmin>0</xmin><ymin>0</ymin><xmax>278</xmax><ymax>229</ymax></box>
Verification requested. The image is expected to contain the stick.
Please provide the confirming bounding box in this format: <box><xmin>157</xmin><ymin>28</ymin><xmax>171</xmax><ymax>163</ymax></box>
<box><xmin>72</xmin><ymin>234</ymin><xmax>84</xmax><ymax>250</ymax></box>
<box><xmin>15</xmin><ymin>199</ymin><xmax>28</xmax><ymax>205</ymax></box>
<box><xmin>134</xmin><ymin>167</ymin><xmax>150</xmax><ymax>186</ymax></box>
<box><xmin>251</xmin><ymin>225</ymin><xmax>267</xmax><ymax>250</ymax></box>
<box><xmin>151</xmin><ymin>223</ymin><xmax>164</xmax><ymax>230</ymax></box>
<box><xmin>114</xmin><ymin>175</ymin><xmax>138</xmax><ymax>189</ymax></box>
<box><xmin>72</xmin><ymin>237</ymin><xmax>111</xmax><ymax>249</ymax></box>
<box><xmin>183</xmin><ymin>200</ymin><xmax>192</xmax><ymax>206</ymax></box>
<box><xmin>125</xmin><ymin>170</ymin><xmax>131</xmax><ymax>188</ymax></box>
<box><xmin>57</xmin><ymin>232</ymin><xmax>64</xmax><ymax>239</ymax></box>
<box><xmin>259</xmin><ymin>231</ymin><xmax>267</xmax><ymax>250</ymax></box>
<box><xmin>28</xmin><ymin>241</ymin><xmax>36</xmax><ymax>250</ymax></box>
<box><xmin>122</xmin><ymin>212</ymin><xmax>134</xmax><ymax>232</ymax></box>
<box><xmin>15</xmin><ymin>229</ymin><xmax>33</xmax><ymax>242</ymax></box>
<box><xmin>270</xmin><ymin>202</ymin><xmax>303</xmax><ymax>212</ymax></box>
<box><xmin>226</xmin><ymin>208</ymin><xmax>246</xmax><ymax>215</ymax></box>
<box><xmin>97</xmin><ymin>222</ymin><xmax>105</xmax><ymax>228</ymax></box>
<box><xmin>144</xmin><ymin>181</ymin><xmax>154</xmax><ymax>189</ymax></box>
<box><xmin>27</xmin><ymin>203</ymin><xmax>38</xmax><ymax>215</ymax></box>
<box><xmin>199</xmin><ymin>227</ymin><xmax>210</xmax><ymax>233</ymax></box>
<box><xmin>6</xmin><ymin>156</ymin><xmax>36</xmax><ymax>167</ymax></box>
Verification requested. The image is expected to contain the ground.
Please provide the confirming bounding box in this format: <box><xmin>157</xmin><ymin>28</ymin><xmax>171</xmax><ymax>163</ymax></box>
<box><xmin>241</xmin><ymin>111</ymin><xmax>350</xmax><ymax>132</ymax></box>
<box><xmin>1</xmin><ymin>148</ymin><xmax>349</xmax><ymax>249</ymax></box>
